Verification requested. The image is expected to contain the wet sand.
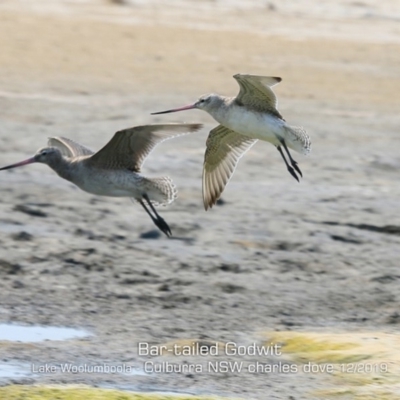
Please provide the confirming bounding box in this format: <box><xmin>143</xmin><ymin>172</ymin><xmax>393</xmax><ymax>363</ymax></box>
<box><xmin>0</xmin><ymin>1</ymin><xmax>400</xmax><ymax>398</ymax></box>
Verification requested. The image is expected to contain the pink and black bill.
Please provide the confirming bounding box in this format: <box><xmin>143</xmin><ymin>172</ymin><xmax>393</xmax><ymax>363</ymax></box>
<box><xmin>0</xmin><ymin>157</ymin><xmax>36</xmax><ymax>171</ymax></box>
<box><xmin>151</xmin><ymin>104</ymin><xmax>196</xmax><ymax>115</ymax></box>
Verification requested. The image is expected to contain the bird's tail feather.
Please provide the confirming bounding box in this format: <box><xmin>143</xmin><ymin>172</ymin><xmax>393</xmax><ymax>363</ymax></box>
<box><xmin>284</xmin><ymin>125</ymin><xmax>311</xmax><ymax>155</ymax></box>
<box><xmin>134</xmin><ymin>176</ymin><xmax>177</xmax><ymax>207</ymax></box>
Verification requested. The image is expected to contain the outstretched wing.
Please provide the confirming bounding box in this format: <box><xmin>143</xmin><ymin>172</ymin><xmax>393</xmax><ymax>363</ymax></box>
<box><xmin>233</xmin><ymin>74</ymin><xmax>283</xmax><ymax>117</ymax></box>
<box><xmin>203</xmin><ymin>125</ymin><xmax>257</xmax><ymax>210</ymax></box>
<box><xmin>48</xmin><ymin>137</ymin><xmax>94</xmax><ymax>158</ymax></box>
<box><xmin>87</xmin><ymin>123</ymin><xmax>202</xmax><ymax>171</ymax></box>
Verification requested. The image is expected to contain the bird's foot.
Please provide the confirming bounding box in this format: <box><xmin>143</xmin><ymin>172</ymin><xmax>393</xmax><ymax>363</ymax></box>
<box><xmin>154</xmin><ymin>216</ymin><xmax>172</xmax><ymax>237</ymax></box>
<box><xmin>287</xmin><ymin>166</ymin><xmax>300</xmax><ymax>182</ymax></box>
<box><xmin>291</xmin><ymin>160</ymin><xmax>303</xmax><ymax>178</ymax></box>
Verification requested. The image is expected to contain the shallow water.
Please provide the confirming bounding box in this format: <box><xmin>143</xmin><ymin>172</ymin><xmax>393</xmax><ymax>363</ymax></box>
<box><xmin>0</xmin><ymin>364</ymin><xmax>31</xmax><ymax>379</ymax></box>
<box><xmin>0</xmin><ymin>323</ymin><xmax>90</xmax><ymax>342</ymax></box>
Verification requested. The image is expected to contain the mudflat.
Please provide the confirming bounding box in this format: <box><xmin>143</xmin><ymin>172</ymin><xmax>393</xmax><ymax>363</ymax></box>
<box><xmin>0</xmin><ymin>1</ymin><xmax>399</xmax><ymax>398</ymax></box>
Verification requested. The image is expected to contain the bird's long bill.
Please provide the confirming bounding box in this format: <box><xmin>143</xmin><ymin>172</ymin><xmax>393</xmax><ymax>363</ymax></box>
<box><xmin>151</xmin><ymin>104</ymin><xmax>196</xmax><ymax>115</ymax></box>
<box><xmin>0</xmin><ymin>156</ymin><xmax>36</xmax><ymax>171</ymax></box>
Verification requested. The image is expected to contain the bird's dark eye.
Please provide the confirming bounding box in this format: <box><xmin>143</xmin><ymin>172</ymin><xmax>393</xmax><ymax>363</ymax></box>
<box><xmin>200</xmin><ymin>99</ymin><xmax>205</xmax><ymax>103</ymax></box>
<box><xmin>41</xmin><ymin>151</ymin><xmax>47</xmax><ymax>156</ymax></box>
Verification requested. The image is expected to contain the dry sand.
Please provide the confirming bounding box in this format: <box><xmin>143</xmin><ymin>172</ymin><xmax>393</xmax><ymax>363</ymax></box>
<box><xmin>0</xmin><ymin>1</ymin><xmax>400</xmax><ymax>398</ymax></box>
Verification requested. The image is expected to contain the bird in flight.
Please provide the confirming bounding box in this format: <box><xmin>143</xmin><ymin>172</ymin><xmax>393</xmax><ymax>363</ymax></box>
<box><xmin>0</xmin><ymin>123</ymin><xmax>202</xmax><ymax>236</ymax></box>
<box><xmin>152</xmin><ymin>74</ymin><xmax>311</xmax><ymax>210</ymax></box>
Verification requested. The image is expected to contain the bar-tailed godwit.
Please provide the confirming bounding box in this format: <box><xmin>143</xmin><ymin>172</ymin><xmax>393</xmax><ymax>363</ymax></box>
<box><xmin>0</xmin><ymin>123</ymin><xmax>202</xmax><ymax>236</ymax></box>
<box><xmin>152</xmin><ymin>74</ymin><xmax>311</xmax><ymax>210</ymax></box>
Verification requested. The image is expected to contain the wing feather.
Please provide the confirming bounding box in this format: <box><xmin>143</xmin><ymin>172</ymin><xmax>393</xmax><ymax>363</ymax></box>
<box><xmin>48</xmin><ymin>137</ymin><xmax>94</xmax><ymax>158</ymax></box>
<box><xmin>202</xmin><ymin>125</ymin><xmax>257</xmax><ymax>210</ymax></box>
<box><xmin>233</xmin><ymin>74</ymin><xmax>283</xmax><ymax>117</ymax></box>
<box><xmin>87</xmin><ymin>123</ymin><xmax>202</xmax><ymax>171</ymax></box>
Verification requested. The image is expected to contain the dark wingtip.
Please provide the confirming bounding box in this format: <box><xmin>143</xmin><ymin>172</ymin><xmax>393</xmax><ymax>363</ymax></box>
<box><xmin>190</xmin><ymin>123</ymin><xmax>203</xmax><ymax>132</ymax></box>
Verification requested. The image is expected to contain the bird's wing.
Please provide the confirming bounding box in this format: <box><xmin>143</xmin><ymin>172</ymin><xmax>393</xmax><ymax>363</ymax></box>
<box><xmin>203</xmin><ymin>125</ymin><xmax>257</xmax><ymax>210</ymax></box>
<box><xmin>87</xmin><ymin>123</ymin><xmax>202</xmax><ymax>171</ymax></box>
<box><xmin>233</xmin><ymin>74</ymin><xmax>282</xmax><ymax>115</ymax></box>
<box><xmin>48</xmin><ymin>137</ymin><xmax>94</xmax><ymax>158</ymax></box>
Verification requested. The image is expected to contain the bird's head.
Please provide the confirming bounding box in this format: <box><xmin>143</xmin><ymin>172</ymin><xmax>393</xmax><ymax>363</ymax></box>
<box><xmin>193</xmin><ymin>94</ymin><xmax>222</xmax><ymax>112</ymax></box>
<box><xmin>34</xmin><ymin>147</ymin><xmax>62</xmax><ymax>165</ymax></box>
<box><xmin>151</xmin><ymin>94</ymin><xmax>222</xmax><ymax>115</ymax></box>
<box><xmin>0</xmin><ymin>147</ymin><xmax>62</xmax><ymax>171</ymax></box>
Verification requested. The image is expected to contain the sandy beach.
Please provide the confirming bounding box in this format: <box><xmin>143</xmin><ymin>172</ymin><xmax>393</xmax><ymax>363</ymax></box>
<box><xmin>0</xmin><ymin>1</ymin><xmax>400</xmax><ymax>399</ymax></box>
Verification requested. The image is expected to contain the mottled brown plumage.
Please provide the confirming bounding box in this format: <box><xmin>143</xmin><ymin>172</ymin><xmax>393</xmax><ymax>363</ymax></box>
<box><xmin>1</xmin><ymin>123</ymin><xmax>203</xmax><ymax>236</ymax></box>
<box><xmin>152</xmin><ymin>74</ymin><xmax>311</xmax><ymax>210</ymax></box>
<box><xmin>233</xmin><ymin>74</ymin><xmax>283</xmax><ymax>118</ymax></box>
<box><xmin>202</xmin><ymin>125</ymin><xmax>257</xmax><ymax>210</ymax></box>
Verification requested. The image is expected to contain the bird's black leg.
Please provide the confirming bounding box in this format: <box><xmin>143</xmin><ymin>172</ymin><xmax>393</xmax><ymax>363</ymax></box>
<box><xmin>277</xmin><ymin>145</ymin><xmax>299</xmax><ymax>182</ymax></box>
<box><xmin>140</xmin><ymin>194</ymin><xmax>172</xmax><ymax>237</ymax></box>
<box><xmin>139</xmin><ymin>199</ymin><xmax>159</xmax><ymax>229</ymax></box>
<box><xmin>281</xmin><ymin>140</ymin><xmax>303</xmax><ymax>178</ymax></box>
